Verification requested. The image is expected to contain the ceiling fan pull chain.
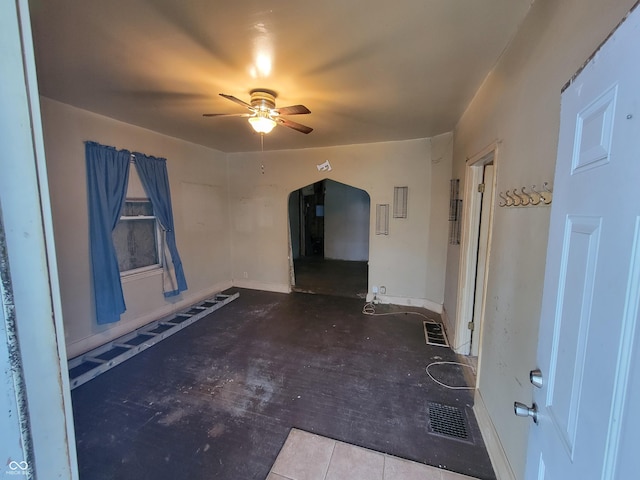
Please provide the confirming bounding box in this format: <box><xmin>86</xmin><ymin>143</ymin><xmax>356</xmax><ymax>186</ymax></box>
<box><xmin>260</xmin><ymin>133</ymin><xmax>265</xmax><ymax>174</ymax></box>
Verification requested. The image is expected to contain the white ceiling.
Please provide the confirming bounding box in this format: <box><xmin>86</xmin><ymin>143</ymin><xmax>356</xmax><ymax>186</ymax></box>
<box><xmin>29</xmin><ymin>0</ymin><xmax>532</xmax><ymax>152</ymax></box>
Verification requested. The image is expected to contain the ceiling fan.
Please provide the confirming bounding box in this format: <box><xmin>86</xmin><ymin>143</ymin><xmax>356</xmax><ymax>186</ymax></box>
<box><xmin>203</xmin><ymin>89</ymin><xmax>313</xmax><ymax>134</ymax></box>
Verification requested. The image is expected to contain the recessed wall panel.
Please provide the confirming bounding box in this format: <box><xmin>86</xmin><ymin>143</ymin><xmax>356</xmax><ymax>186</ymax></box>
<box><xmin>547</xmin><ymin>216</ymin><xmax>601</xmax><ymax>457</ymax></box>
<box><xmin>571</xmin><ymin>85</ymin><xmax>617</xmax><ymax>174</ymax></box>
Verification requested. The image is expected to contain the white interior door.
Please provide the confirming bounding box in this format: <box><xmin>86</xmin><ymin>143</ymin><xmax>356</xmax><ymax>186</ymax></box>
<box><xmin>523</xmin><ymin>7</ymin><xmax>640</xmax><ymax>479</ymax></box>
<box><xmin>471</xmin><ymin>164</ymin><xmax>494</xmax><ymax>356</ymax></box>
<box><xmin>454</xmin><ymin>146</ymin><xmax>497</xmax><ymax>356</ymax></box>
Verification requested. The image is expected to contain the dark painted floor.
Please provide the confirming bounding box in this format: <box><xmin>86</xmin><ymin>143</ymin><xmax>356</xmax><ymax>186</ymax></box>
<box><xmin>292</xmin><ymin>257</ymin><xmax>368</xmax><ymax>298</ymax></box>
<box><xmin>71</xmin><ymin>289</ymin><xmax>495</xmax><ymax>480</ymax></box>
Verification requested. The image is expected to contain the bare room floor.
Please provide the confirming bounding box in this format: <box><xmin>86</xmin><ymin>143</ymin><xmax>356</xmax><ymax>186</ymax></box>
<box><xmin>292</xmin><ymin>257</ymin><xmax>368</xmax><ymax>298</ymax></box>
<box><xmin>71</xmin><ymin>289</ymin><xmax>495</xmax><ymax>480</ymax></box>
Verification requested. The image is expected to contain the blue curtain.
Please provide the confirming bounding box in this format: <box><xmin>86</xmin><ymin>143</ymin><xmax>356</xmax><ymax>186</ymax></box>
<box><xmin>133</xmin><ymin>152</ymin><xmax>188</xmax><ymax>297</ymax></box>
<box><xmin>85</xmin><ymin>141</ymin><xmax>131</xmax><ymax>324</ymax></box>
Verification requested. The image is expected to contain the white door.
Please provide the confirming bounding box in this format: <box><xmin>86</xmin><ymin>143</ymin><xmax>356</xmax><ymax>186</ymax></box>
<box><xmin>523</xmin><ymin>7</ymin><xmax>640</xmax><ymax>479</ymax></box>
<box><xmin>471</xmin><ymin>163</ymin><xmax>494</xmax><ymax>356</ymax></box>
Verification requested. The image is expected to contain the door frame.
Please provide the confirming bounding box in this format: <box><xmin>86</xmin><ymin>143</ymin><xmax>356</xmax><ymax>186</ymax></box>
<box><xmin>1</xmin><ymin>0</ymin><xmax>78</xmax><ymax>477</ymax></box>
<box><xmin>286</xmin><ymin>179</ymin><xmax>371</xmax><ymax>292</ymax></box>
<box><xmin>453</xmin><ymin>142</ymin><xmax>499</xmax><ymax>358</ymax></box>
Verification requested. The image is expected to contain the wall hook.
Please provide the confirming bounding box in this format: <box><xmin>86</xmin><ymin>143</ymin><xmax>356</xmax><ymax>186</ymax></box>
<box><xmin>525</xmin><ymin>186</ymin><xmax>537</xmax><ymax>205</ymax></box>
<box><xmin>529</xmin><ymin>185</ymin><xmax>542</xmax><ymax>205</ymax></box>
<box><xmin>511</xmin><ymin>189</ymin><xmax>523</xmax><ymax>206</ymax></box>
<box><xmin>541</xmin><ymin>182</ymin><xmax>553</xmax><ymax>204</ymax></box>
<box><xmin>505</xmin><ymin>190</ymin><xmax>517</xmax><ymax>206</ymax></box>
<box><xmin>518</xmin><ymin>187</ymin><xmax>531</xmax><ymax>206</ymax></box>
<box><xmin>499</xmin><ymin>182</ymin><xmax>552</xmax><ymax>208</ymax></box>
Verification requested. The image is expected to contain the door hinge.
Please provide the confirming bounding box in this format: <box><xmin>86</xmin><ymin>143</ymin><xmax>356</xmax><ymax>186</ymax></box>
<box><xmin>468</xmin><ymin>321</ymin><xmax>475</xmax><ymax>330</ymax></box>
<box><xmin>477</xmin><ymin>183</ymin><xmax>485</xmax><ymax>193</ymax></box>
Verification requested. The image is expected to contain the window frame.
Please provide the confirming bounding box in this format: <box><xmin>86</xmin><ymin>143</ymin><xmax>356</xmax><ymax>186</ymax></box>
<box><xmin>115</xmin><ymin>198</ymin><xmax>164</xmax><ymax>278</ymax></box>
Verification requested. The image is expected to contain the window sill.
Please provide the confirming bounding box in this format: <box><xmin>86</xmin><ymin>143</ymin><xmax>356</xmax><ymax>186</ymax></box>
<box><xmin>121</xmin><ymin>266</ymin><xmax>163</xmax><ymax>284</ymax></box>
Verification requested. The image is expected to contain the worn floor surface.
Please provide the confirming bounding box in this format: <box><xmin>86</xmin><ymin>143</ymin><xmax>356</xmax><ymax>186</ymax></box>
<box><xmin>71</xmin><ymin>289</ymin><xmax>495</xmax><ymax>480</ymax></box>
<box><xmin>292</xmin><ymin>258</ymin><xmax>368</xmax><ymax>298</ymax></box>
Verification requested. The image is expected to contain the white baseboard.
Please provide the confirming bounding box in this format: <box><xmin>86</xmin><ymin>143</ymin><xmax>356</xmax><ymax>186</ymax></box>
<box><xmin>232</xmin><ymin>279</ymin><xmax>291</xmax><ymax>294</ymax></box>
<box><xmin>65</xmin><ymin>280</ymin><xmax>233</xmax><ymax>358</ymax></box>
<box><xmin>364</xmin><ymin>293</ymin><xmax>443</xmax><ymax>314</ymax></box>
<box><xmin>441</xmin><ymin>305</ymin><xmax>451</xmax><ymax>331</ymax></box>
<box><xmin>473</xmin><ymin>389</ymin><xmax>516</xmax><ymax>480</ymax></box>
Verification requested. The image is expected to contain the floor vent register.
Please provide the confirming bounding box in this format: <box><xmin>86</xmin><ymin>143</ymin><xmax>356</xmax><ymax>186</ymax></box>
<box><xmin>423</xmin><ymin>321</ymin><xmax>449</xmax><ymax>347</ymax></box>
<box><xmin>427</xmin><ymin>402</ymin><xmax>472</xmax><ymax>443</ymax></box>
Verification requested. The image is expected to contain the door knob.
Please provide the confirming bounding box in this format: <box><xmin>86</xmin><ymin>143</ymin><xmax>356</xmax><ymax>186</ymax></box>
<box><xmin>514</xmin><ymin>401</ymin><xmax>538</xmax><ymax>424</ymax></box>
<box><xmin>529</xmin><ymin>368</ymin><xmax>543</xmax><ymax>388</ymax></box>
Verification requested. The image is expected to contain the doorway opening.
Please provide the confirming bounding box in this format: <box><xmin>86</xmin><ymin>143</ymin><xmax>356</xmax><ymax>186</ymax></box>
<box><xmin>288</xmin><ymin>179</ymin><xmax>370</xmax><ymax>298</ymax></box>
<box><xmin>454</xmin><ymin>144</ymin><xmax>497</xmax><ymax>361</ymax></box>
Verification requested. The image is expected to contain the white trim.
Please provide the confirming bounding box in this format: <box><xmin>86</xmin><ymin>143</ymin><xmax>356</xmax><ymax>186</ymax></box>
<box><xmin>465</xmin><ymin>141</ymin><xmax>500</xmax><ymax>167</ymax></box>
<box><xmin>454</xmin><ymin>141</ymin><xmax>499</xmax><ymax>355</ymax></box>
<box><xmin>120</xmin><ymin>264</ymin><xmax>163</xmax><ymax>281</ymax></box>
<box><xmin>473</xmin><ymin>389</ymin><xmax>516</xmax><ymax>480</ymax></box>
<box><xmin>454</xmin><ymin>166</ymin><xmax>483</xmax><ymax>354</ymax></box>
<box><xmin>120</xmin><ymin>215</ymin><xmax>156</xmax><ymax>220</ymax></box>
<box><xmin>365</xmin><ymin>293</ymin><xmax>443</xmax><ymax>314</ymax></box>
<box><xmin>233</xmin><ymin>279</ymin><xmax>291</xmax><ymax>294</ymax></box>
<box><xmin>441</xmin><ymin>305</ymin><xmax>450</xmax><ymax>329</ymax></box>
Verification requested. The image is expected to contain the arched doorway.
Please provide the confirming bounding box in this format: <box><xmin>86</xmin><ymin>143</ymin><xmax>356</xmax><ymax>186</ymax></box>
<box><xmin>288</xmin><ymin>179</ymin><xmax>370</xmax><ymax>298</ymax></box>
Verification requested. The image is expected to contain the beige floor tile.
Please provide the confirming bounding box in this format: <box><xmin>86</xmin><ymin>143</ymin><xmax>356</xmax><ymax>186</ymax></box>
<box><xmin>383</xmin><ymin>455</ymin><xmax>442</xmax><ymax>480</ymax></box>
<box><xmin>266</xmin><ymin>474</ymin><xmax>292</xmax><ymax>480</ymax></box>
<box><xmin>267</xmin><ymin>430</ymin><xmax>483</xmax><ymax>480</ymax></box>
<box><xmin>270</xmin><ymin>429</ymin><xmax>335</xmax><ymax>480</ymax></box>
<box><xmin>325</xmin><ymin>442</ymin><xmax>385</xmax><ymax>480</ymax></box>
<box><xmin>440</xmin><ymin>469</ymin><xmax>481</xmax><ymax>480</ymax></box>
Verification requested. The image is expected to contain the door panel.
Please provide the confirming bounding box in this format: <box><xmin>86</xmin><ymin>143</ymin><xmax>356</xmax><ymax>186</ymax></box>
<box><xmin>525</xmin><ymin>7</ymin><xmax>640</xmax><ymax>479</ymax></box>
<box><xmin>547</xmin><ymin>216</ymin><xmax>600</xmax><ymax>457</ymax></box>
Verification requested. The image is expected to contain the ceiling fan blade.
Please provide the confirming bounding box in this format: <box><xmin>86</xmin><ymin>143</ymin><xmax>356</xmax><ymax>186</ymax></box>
<box><xmin>203</xmin><ymin>113</ymin><xmax>252</xmax><ymax>118</ymax></box>
<box><xmin>277</xmin><ymin>117</ymin><xmax>313</xmax><ymax>134</ymax></box>
<box><xmin>202</xmin><ymin>113</ymin><xmax>253</xmax><ymax>117</ymax></box>
<box><xmin>219</xmin><ymin>93</ymin><xmax>253</xmax><ymax>110</ymax></box>
<box><xmin>274</xmin><ymin>104</ymin><xmax>311</xmax><ymax>116</ymax></box>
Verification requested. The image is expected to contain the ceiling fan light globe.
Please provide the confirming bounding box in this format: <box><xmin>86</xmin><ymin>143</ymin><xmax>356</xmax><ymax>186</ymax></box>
<box><xmin>248</xmin><ymin>115</ymin><xmax>277</xmax><ymax>134</ymax></box>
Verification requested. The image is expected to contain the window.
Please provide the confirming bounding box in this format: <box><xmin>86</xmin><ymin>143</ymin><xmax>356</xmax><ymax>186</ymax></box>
<box><xmin>112</xmin><ymin>199</ymin><xmax>162</xmax><ymax>275</ymax></box>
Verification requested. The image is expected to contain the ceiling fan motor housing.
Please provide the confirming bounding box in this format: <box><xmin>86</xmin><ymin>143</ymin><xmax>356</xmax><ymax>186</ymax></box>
<box><xmin>207</xmin><ymin>90</ymin><xmax>312</xmax><ymax>134</ymax></box>
<box><xmin>250</xmin><ymin>89</ymin><xmax>277</xmax><ymax>111</ymax></box>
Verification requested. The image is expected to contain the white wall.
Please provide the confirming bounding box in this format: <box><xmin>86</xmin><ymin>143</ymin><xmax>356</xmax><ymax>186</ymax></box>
<box><xmin>324</xmin><ymin>180</ymin><xmax>370</xmax><ymax>261</ymax></box>
<box><xmin>443</xmin><ymin>0</ymin><xmax>638</xmax><ymax>477</ymax></box>
<box><xmin>40</xmin><ymin>97</ymin><xmax>453</xmax><ymax>354</ymax></box>
<box><xmin>228</xmin><ymin>134</ymin><xmax>452</xmax><ymax>311</ymax></box>
<box><xmin>40</xmin><ymin>98</ymin><xmax>232</xmax><ymax>358</ymax></box>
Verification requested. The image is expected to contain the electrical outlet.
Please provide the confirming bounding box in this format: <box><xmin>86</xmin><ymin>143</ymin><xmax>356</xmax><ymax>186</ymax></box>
<box><xmin>380</xmin><ymin>286</ymin><xmax>386</xmax><ymax>294</ymax></box>
<box><xmin>243</xmin><ymin>271</ymin><xmax>248</xmax><ymax>279</ymax></box>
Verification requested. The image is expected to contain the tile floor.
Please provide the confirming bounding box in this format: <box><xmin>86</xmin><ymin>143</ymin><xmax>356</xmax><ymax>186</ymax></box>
<box><xmin>267</xmin><ymin>429</ymin><xmax>481</xmax><ymax>480</ymax></box>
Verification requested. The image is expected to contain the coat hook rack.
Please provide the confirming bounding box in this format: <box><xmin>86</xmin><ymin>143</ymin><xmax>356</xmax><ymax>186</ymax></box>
<box><xmin>498</xmin><ymin>182</ymin><xmax>552</xmax><ymax>207</ymax></box>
